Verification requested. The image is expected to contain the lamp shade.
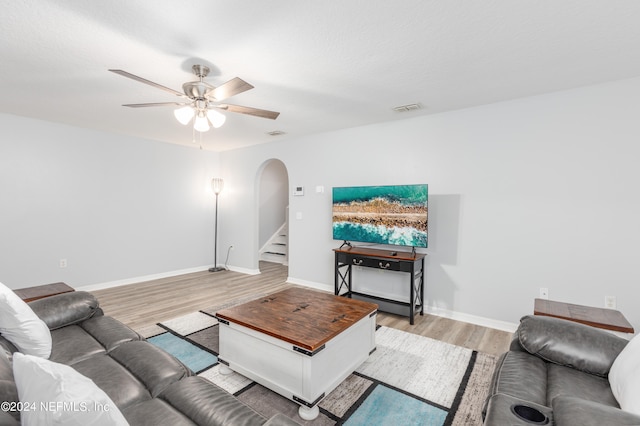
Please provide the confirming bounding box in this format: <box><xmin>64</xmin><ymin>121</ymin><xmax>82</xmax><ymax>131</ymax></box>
<box><xmin>211</xmin><ymin>178</ymin><xmax>224</xmax><ymax>195</ymax></box>
<box><xmin>174</xmin><ymin>106</ymin><xmax>195</xmax><ymax>125</ymax></box>
<box><xmin>194</xmin><ymin>114</ymin><xmax>210</xmax><ymax>132</ymax></box>
<box><xmin>207</xmin><ymin>109</ymin><xmax>226</xmax><ymax>128</ymax></box>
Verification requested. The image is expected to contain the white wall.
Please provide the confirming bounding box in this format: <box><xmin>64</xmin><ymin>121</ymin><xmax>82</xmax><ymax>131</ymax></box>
<box><xmin>0</xmin><ymin>114</ymin><xmax>220</xmax><ymax>289</ymax></box>
<box><xmin>219</xmin><ymin>76</ymin><xmax>640</xmax><ymax>331</ymax></box>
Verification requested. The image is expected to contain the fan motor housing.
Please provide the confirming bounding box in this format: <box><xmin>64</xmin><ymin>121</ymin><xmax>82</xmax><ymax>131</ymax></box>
<box><xmin>183</xmin><ymin>81</ymin><xmax>215</xmax><ymax>99</ymax></box>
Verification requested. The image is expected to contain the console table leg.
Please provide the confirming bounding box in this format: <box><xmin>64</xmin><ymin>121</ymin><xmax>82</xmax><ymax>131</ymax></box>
<box><xmin>298</xmin><ymin>404</ymin><xmax>319</xmax><ymax>421</ymax></box>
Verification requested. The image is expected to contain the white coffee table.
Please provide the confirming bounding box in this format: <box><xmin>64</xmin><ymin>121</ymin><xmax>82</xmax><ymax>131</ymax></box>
<box><xmin>215</xmin><ymin>288</ymin><xmax>377</xmax><ymax>420</ymax></box>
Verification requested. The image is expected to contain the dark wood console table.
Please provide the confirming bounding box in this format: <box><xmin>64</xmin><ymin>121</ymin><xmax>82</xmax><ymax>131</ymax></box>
<box><xmin>334</xmin><ymin>246</ymin><xmax>426</xmax><ymax>324</ymax></box>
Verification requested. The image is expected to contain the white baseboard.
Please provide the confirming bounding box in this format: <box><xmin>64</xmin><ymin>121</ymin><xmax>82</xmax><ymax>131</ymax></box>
<box><xmin>425</xmin><ymin>305</ymin><xmax>518</xmax><ymax>333</ymax></box>
<box><xmin>287</xmin><ymin>277</ymin><xmax>333</xmax><ymax>293</ymax></box>
<box><xmin>77</xmin><ymin>265</ymin><xmax>213</xmax><ymax>292</ymax></box>
<box><xmin>226</xmin><ymin>265</ymin><xmax>261</xmax><ymax>275</ymax></box>
<box><xmin>287</xmin><ymin>277</ymin><xmax>518</xmax><ymax>333</ymax></box>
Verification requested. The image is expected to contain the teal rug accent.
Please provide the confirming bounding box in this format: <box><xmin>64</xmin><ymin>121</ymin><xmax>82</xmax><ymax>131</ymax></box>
<box><xmin>344</xmin><ymin>384</ymin><xmax>448</xmax><ymax>426</ymax></box>
<box><xmin>141</xmin><ymin>308</ymin><xmax>498</xmax><ymax>425</ymax></box>
<box><xmin>148</xmin><ymin>331</ymin><xmax>218</xmax><ymax>374</ymax></box>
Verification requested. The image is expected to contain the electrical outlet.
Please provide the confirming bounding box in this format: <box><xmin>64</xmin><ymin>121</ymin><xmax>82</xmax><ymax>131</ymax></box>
<box><xmin>59</xmin><ymin>259</ymin><xmax>67</xmax><ymax>268</ymax></box>
<box><xmin>605</xmin><ymin>296</ymin><xmax>617</xmax><ymax>309</ymax></box>
<box><xmin>539</xmin><ymin>287</ymin><xmax>549</xmax><ymax>299</ymax></box>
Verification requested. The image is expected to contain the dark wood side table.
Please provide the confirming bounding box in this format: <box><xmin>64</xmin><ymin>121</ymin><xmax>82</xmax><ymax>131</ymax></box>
<box><xmin>534</xmin><ymin>298</ymin><xmax>634</xmax><ymax>334</ymax></box>
<box><xmin>13</xmin><ymin>282</ymin><xmax>75</xmax><ymax>303</ymax></box>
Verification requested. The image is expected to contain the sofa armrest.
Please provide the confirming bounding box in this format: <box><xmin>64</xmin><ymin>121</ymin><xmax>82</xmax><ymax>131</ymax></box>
<box><xmin>517</xmin><ymin>315</ymin><xmax>628</xmax><ymax>377</ymax></box>
<box><xmin>28</xmin><ymin>291</ymin><xmax>100</xmax><ymax>330</ymax></box>
<box><xmin>553</xmin><ymin>396</ymin><xmax>640</xmax><ymax>426</ymax></box>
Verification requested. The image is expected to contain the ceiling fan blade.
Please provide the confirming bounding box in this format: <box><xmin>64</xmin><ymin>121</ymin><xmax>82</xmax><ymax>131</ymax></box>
<box><xmin>109</xmin><ymin>69</ymin><xmax>186</xmax><ymax>98</ymax></box>
<box><xmin>216</xmin><ymin>104</ymin><xmax>280</xmax><ymax>120</ymax></box>
<box><xmin>210</xmin><ymin>77</ymin><xmax>254</xmax><ymax>101</ymax></box>
<box><xmin>122</xmin><ymin>102</ymin><xmax>189</xmax><ymax>108</ymax></box>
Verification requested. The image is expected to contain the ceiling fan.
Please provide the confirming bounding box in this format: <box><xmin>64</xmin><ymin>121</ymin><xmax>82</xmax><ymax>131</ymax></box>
<box><xmin>109</xmin><ymin>65</ymin><xmax>280</xmax><ymax>132</ymax></box>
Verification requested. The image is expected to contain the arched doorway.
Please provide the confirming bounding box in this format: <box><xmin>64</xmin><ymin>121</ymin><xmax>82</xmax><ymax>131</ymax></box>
<box><xmin>256</xmin><ymin>159</ymin><xmax>289</xmax><ymax>271</ymax></box>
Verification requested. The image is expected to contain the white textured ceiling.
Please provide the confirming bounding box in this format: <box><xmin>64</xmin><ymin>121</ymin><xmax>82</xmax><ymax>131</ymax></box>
<box><xmin>2</xmin><ymin>1</ymin><xmax>640</xmax><ymax>151</ymax></box>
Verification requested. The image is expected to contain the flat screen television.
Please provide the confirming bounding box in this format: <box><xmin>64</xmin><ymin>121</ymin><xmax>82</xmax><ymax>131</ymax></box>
<box><xmin>332</xmin><ymin>184</ymin><xmax>428</xmax><ymax>248</ymax></box>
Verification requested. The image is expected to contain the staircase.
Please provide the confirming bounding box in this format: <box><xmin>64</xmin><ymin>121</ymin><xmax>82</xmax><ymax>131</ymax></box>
<box><xmin>259</xmin><ymin>222</ymin><xmax>288</xmax><ymax>265</ymax></box>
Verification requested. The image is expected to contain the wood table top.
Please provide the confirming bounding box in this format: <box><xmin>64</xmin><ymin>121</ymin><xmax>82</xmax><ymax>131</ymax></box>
<box><xmin>215</xmin><ymin>287</ymin><xmax>378</xmax><ymax>352</ymax></box>
<box><xmin>333</xmin><ymin>245</ymin><xmax>426</xmax><ymax>261</ymax></box>
<box><xmin>13</xmin><ymin>282</ymin><xmax>74</xmax><ymax>302</ymax></box>
<box><xmin>534</xmin><ymin>298</ymin><xmax>634</xmax><ymax>333</ymax></box>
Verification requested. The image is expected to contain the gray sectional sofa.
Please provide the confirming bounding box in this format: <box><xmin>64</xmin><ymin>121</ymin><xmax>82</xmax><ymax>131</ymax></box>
<box><xmin>483</xmin><ymin>314</ymin><xmax>640</xmax><ymax>425</ymax></box>
<box><xmin>0</xmin><ymin>291</ymin><xmax>299</xmax><ymax>426</ymax></box>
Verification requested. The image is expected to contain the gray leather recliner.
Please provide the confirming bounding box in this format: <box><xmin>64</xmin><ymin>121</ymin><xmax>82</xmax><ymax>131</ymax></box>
<box><xmin>483</xmin><ymin>314</ymin><xmax>640</xmax><ymax>425</ymax></box>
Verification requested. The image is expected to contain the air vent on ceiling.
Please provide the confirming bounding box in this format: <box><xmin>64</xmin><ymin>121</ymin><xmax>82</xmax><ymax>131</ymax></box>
<box><xmin>266</xmin><ymin>130</ymin><xmax>286</xmax><ymax>136</ymax></box>
<box><xmin>392</xmin><ymin>103</ymin><xmax>423</xmax><ymax>112</ymax></box>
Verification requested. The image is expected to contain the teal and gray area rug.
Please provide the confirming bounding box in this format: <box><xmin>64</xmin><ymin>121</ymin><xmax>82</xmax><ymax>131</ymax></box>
<box><xmin>140</xmin><ymin>306</ymin><xmax>497</xmax><ymax>425</ymax></box>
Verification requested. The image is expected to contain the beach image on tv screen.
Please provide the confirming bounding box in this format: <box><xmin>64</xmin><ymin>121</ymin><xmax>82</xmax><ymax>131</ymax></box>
<box><xmin>332</xmin><ymin>184</ymin><xmax>428</xmax><ymax>248</ymax></box>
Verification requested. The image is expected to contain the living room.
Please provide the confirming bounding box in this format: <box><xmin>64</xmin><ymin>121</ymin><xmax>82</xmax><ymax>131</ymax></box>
<box><xmin>2</xmin><ymin>2</ymin><xmax>640</xmax><ymax>425</ymax></box>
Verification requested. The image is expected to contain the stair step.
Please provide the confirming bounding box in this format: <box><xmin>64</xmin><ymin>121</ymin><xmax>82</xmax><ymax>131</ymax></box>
<box><xmin>264</xmin><ymin>251</ymin><xmax>286</xmax><ymax>256</ymax></box>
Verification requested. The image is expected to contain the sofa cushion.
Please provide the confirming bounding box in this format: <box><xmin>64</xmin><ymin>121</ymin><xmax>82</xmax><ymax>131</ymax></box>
<box><xmin>12</xmin><ymin>352</ymin><xmax>129</xmax><ymax>426</ymax></box>
<box><xmin>609</xmin><ymin>332</ymin><xmax>640</xmax><ymax>415</ymax></box>
<box><xmin>160</xmin><ymin>376</ymin><xmax>266</xmax><ymax>426</ymax></box>
<box><xmin>49</xmin><ymin>325</ymin><xmax>106</xmax><ymax>365</ymax></box>
<box><xmin>71</xmin><ymin>353</ymin><xmax>150</xmax><ymax>410</ymax></box>
<box><xmin>517</xmin><ymin>315</ymin><xmax>627</xmax><ymax>377</ymax></box>
<box><xmin>0</xmin><ymin>282</ymin><xmax>51</xmax><ymax>358</ymax></box>
<box><xmin>547</xmin><ymin>363</ymin><xmax>618</xmax><ymax>407</ymax></box>
<box><xmin>122</xmin><ymin>398</ymin><xmax>197</xmax><ymax>426</ymax></box>
<box><xmin>80</xmin><ymin>316</ymin><xmax>141</xmax><ymax>352</ymax></box>
<box><xmin>109</xmin><ymin>341</ymin><xmax>190</xmax><ymax>397</ymax></box>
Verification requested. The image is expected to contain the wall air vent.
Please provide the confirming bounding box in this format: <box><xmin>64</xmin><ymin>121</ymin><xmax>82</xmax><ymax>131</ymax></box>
<box><xmin>266</xmin><ymin>130</ymin><xmax>286</xmax><ymax>136</ymax></box>
<box><xmin>392</xmin><ymin>103</ymin><xmax>423</xmax><ymax>112</ymax></box>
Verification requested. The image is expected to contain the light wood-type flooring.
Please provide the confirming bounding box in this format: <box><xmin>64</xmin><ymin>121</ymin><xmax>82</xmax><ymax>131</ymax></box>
<box><xmin>92</xmin><ymin>262</ymin><xmax>513</xmax><ymax>356</ymax></box>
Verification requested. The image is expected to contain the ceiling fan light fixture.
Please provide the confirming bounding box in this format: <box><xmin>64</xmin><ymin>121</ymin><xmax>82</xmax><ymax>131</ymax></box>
<box><xmin>207</xmin><ymin>109</ymin><xmax>226</xmax><ymax>128</ymax></box>
<box><xmin>110</xmin><ymin>65</ymin><xmax>280</xmax><ymax>136</ymax></box>
<box><xmin>194</xmin><ymin>113</ymin><xmax>210</xmax><ymax>132</ymax></box>
<box><xmin>193</xmin><ymin>115</ymin><xmax>210</xmax><ymax>132</ymax></box>
<box><xmin>174</xmin><ymin>106</ymin><xmax>195</xmax><ymax>125</ymax></box>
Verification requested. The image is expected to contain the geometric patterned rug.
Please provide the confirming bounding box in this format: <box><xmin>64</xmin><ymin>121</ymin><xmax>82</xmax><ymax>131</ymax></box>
<box><xmin>143</xmin><ymin>307</ymin><xmax>497</xmax><ymax>425</ymax></box>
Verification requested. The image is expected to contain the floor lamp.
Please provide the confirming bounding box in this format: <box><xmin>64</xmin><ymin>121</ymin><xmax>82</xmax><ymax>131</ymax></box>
<box><xmin>209</xmin><ymin>178</ymin><xmax>225</xmax><ymax>272</ymax></box>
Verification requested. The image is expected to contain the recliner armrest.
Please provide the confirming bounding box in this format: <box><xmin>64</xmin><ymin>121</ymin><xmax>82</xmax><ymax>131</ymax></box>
<box><xmin>517</xmin><ymin>315</ymin><xmax>628</xmax><ymax>377</ymax></box>
<box><xmin>28</xmin><ymin>291</ymin><xmax>100</xmax><ymax>330</ymax></box>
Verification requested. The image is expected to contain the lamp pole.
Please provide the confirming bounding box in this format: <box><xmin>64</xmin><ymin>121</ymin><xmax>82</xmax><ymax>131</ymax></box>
<box><xmin>209</xmin><ymin>178</ymin><xmax>225</xmax><ymax>272</ymax></box>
